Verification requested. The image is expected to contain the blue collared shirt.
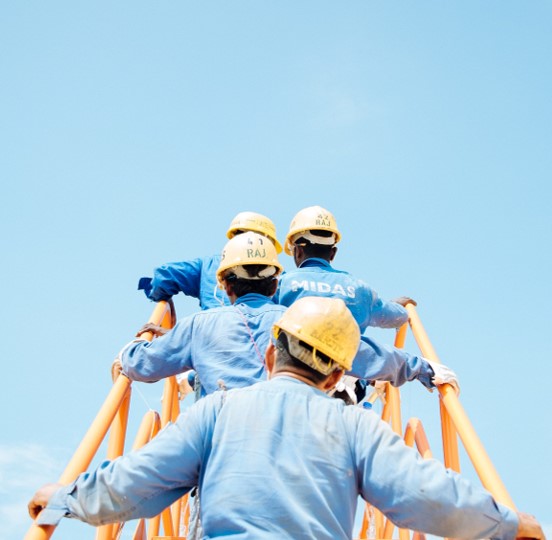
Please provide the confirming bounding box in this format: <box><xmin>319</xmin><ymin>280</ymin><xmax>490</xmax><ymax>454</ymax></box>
<box><xmin>145</xmin><ymin>253</ymin><xmax>229</xmax><ymax>309</ymax></box>
<box><xmin>274</xmin><ymin>258</ymin><xmax>408</xmax><ymax>331</ymax></box>
<box><xmin>38</xmin><ymin>377</ymin><xmax>518</xmax><ymax>540</ymax></box>
<box><xmin>120</xmin><ymin>292</ymin><xmax>434</xmax><ymax>393</ymax></box>
<box><xmin>121</xmin><ymin>293</ymin><xmax>285</xmax><ymax>395</ymax></box>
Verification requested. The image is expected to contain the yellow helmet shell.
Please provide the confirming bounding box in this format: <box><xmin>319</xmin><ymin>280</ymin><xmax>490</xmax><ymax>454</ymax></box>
<box><xmin>227</xmin><ymin>211</ymin><xmax>282</xmax><ymax>254</ymax></box>
<box><xmin>284</xmin><ymin>206</ymin><xmax>341</xmax><ymax>255</ymax></box>
<box><xmin>217</xmin><ymin>231</ymin><xmax>283</xmax><ymax>284</ymax></box>
<box><xmin>273</xmin><ymin>296</ymin><xmax>360</xmax><ymax>372</ymax></box>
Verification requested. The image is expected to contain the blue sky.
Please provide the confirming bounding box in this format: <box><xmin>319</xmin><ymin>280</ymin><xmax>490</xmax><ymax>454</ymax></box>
<box><xmin>2</xmin><ymin>2</ymin><xmax>551</xmax><ymax>538</ymax></box>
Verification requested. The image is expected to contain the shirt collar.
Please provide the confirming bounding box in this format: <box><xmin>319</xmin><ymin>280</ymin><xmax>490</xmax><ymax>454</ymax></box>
<box><xmin>234</xmin><ymin>293</ymin><xmax>276</xmax><ymax>307</ymax></box>
<box><xmin>298</xmin><ymin>258</ymin><xmax>332</xmax><ymax>269</ymax></box>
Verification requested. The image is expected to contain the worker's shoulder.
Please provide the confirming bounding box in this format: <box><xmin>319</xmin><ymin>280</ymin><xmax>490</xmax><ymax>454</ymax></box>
<box><xmin>189</xmin><ymin>298</ymin><xmax>285</xmax><ymax>319</ymax></box>
<box><xmin>201</xmin><ymin>253</ymin><xmax>222</xmax><ymax>266</ymax></box>
<box><xmin>340</xmin><ymin>402</ymin><xmax>382</xmax><ymax>431</ymax></box>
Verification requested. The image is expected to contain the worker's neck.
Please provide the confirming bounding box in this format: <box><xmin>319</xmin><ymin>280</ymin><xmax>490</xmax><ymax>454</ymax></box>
<box><xmin>270</xmin><ymin>370</ymin><xmax>326</xmax><ymax>390</ymax></box>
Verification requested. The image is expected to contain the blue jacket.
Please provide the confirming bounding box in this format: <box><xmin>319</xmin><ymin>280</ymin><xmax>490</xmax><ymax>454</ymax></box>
<box><xmin>273</xmin><ymin>258</ymin><xmax>408</xmax><ymax>331</ymax></box>
<box><xmin>121</xmin><ymin>293</ymin><xmax>285</xmax><ymax>395</ymax></box>
<box><xmin>141</xmin><ymin>254</ymin><xmax>230</xmax><ymax>310</ymax></box>
<box><xmin>38</xmin><ymin>377</ymin><xmax>518</xmax><ymax>539</ymax></box>
<box><xmin>120</xmin><ymin>293</ymin><xmax>435</xmax><ymax>394</ymax></box>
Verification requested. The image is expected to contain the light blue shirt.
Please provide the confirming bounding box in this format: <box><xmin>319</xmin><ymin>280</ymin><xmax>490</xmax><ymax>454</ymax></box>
<box><xmin>120</xmin><ymin>293</ymin><xmax>435</xmax><ymax>394</ymax></box>
<box><xmin>122</xmin><ymin>293</ymin><xmax>286</xmax><ymax>395</ymax></box>
<box><xmin>146</xmin><ymin>253</ymin><xmax>229</xmax><ymax>309</ymax></box>
<box><xmin>38</xmin><ymin>377</ymin><xmax>518</xmax><ymax>539</ymax></box>
<box><xmin>274</xmin><ymin>258</ymin><xmax>408</xmax><ymax>331</ymax></box>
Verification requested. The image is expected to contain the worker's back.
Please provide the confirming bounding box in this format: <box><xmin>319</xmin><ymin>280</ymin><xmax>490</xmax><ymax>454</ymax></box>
<box><xmin>275</xmin><ymin>258</ymin><xmax>407</xmax><ymax>331</ymax></box>
<box><xmin>188</xmin><ymin>375</ymin><xmax>515</xmax><ymax>539</ymax></box>
<box><xmin>196</xmin><ymin>376</ymin><xmax>360</xmax><ymax>539</ymax></box>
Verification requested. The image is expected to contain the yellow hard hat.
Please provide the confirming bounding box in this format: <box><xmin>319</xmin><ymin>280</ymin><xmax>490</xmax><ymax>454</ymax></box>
<box><xmin>227</xmin><ymin>211</ymin><xmax>282</xmax><ymax>254</ymax></box>
<box><xmin>284</xmin><ymin>206</ymin><xmax>341</xmax><ymax>255</ymax></box>
<box><xmin>273</xmin><ymin>297</ymin><xmax>360</xmax><ymax>373</ymax></box>
<box><xmin>217</xmin><ymin>231</ymin><xmax>283</xmax><ymax>285</ymax></box>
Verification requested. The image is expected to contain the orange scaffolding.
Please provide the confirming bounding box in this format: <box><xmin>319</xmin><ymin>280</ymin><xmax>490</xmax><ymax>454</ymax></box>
<box><xmin>25</xmin><ymin>301</ymin><xmax>516</xmax><ymax>540</ymax></box>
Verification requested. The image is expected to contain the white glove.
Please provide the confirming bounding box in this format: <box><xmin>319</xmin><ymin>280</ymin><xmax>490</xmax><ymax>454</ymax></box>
<box><xmin>330</xmin><ymin>375</ymin><xmax>358</xmax><ymax>404</ymax></box>
<box><xmin>426</xmin><ymin>359</ymin><xmax>460</xmax><ymax>395</ymax></box>
<box><xmin>368</xmin><ymin>380</ymin><xmax>387</xmax><ymax>405</ymax></box>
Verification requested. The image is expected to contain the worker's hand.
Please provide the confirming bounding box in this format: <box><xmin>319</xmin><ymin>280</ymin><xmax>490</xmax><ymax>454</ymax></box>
<box><xmin>111</xmin><ymin>358</ymin><xmax>123</xmax><ymax>382</ymax></box>
<box><xmin>136</xmin><ymin>323</ymin><xmax>169</xmax><ymax>338</ymax></box>
<box><xmin>516</xmin><ymin>511</ymin><xmax>546</xmax><ymax>539</ymax></box>
<box><xmin>112</xmin><ymin>338</ymin><xmax>148</xmax><ymax>382</ymax></box>
<box><xmin>426</xmin><ymin>360</ymin><xmax>460</xmax><ymax>395</ymax></box>
<box><xmin>368</xmin><ymin>380</ymin><xmax>388</xmax><ymax>405</ymax></box>
<box><xmin>28</xmin><ymin>483</ymin><xmax>63</xmax><ymax>520</ymax></box>
<box><xmin>177</xmin><ymin>375</ymin><xmax>194</xmax><ymax>400</ymax></box>
<box><xmin>392</xmin><ymin>296</ymin><xmax>417</xmax><ymax>307</ymax></box>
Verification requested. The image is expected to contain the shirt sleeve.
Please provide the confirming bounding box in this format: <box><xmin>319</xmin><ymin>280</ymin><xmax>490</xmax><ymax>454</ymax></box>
<box><xmin>36</xmin><ymin>395</ymin><xmax>222</xmax><ymax>527</ymax></box>
<box><xmin>348</xmin><ymin>335</ymin><xmax>434</xmax><ymax>389</ymax></box>
<box><xmin>148</xmin><ymin>258</ymin><xmax>204</xmax><ymax>301</ymax></box>
<box><xmin>120</xmin><ymin>316</ymin><xmax>196</xmax><ymax>382</ymax></box>
<box><xmin>367</xmin><ymin>292</ymin><xmax>408</xmax><ymax>329</ymax></box>
<box><xmin>348</xmin><ymin>410</ymin><xmax>519</xmax><ymax>539</ymax></box>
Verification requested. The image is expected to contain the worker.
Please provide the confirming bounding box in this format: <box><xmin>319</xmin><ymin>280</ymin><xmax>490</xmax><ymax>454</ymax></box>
<box><xmin>29</xmin><ymin>297</ymin><xmax>544</xmax><ymax>540</ymax></box>
<box><xmin>117</xmin><ymin>232</ymin><xmax>458</xmax><ymax>398</ymax></box>
<box><xmin>275</xmin><ymin>205</ymin><xmax>411</xmax><ymax>331</ymax></box>
<box><xmin>138</xmin><ymin>211</ymin><xmax>283</xmax><ymax>310</ymax></box>
<box><xmin>275</xmin><ymin>205</ymin><xmax>416</xmax><ymax>403</ymax></box>
<box><xmin>119</xmin><ymin>231</ymin><xmax>286</xmax><ymax>396</ymax></box>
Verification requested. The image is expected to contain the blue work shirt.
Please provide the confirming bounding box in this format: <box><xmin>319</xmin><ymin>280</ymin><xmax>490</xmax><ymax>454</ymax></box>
<box><xmin>120</xmin><ymin>292</ymin><xmax>435</xmax><ymax>394</ymax></box>
<box><xmin>274</xmin><ymin>258</ymin><xmax>408</xmax><ymax>331</ymax></box>
<box><xmin>143</xmin><ymin>254</ymin><xmax>229</xmax><ymax>309</ymax></box>
<box><xmin>121</xmin><ymin>293</ymin><xmax>286</xmax><ymax>395</ymax></box>
<box><xmin>38</xmin><ymin>377</ymin><xmax>518</xmax><ymax>539</ymax></box>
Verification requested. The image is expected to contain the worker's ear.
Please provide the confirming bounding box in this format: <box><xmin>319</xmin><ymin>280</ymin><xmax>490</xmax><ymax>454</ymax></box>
<box><xmin>222</xmin><ymin>280</ymin><xmax>238</xmax><ymax>303</ymax></box>
<box><xmin>293</xmin><ymin>244</ymin><xmax>304</xmax><ymax>266</ymax></box>
<box><xmin>323</xmin><ymin>369</ymin><xmax>344</xmax><ymax>391</ymax></box>
<box><xmin>268</xmin><ymin>277</ymin><xmax>278</xmax><ymax>297</ymax></box>
<box><xmin>329</xmin><ymin>246</ymin><xmax>337</xmax><ymax>262</ymax></box>
<box><xmin>265</xmin><ymin>342</ymin><xmax>276</xmax><ymax>378</ymax></box>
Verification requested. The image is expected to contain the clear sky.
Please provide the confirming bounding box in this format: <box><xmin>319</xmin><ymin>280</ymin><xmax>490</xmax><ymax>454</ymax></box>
<box><xmin>2</xmin><ymin>2</ymin><xmax>551</xmax><ymax>539</ymax></box>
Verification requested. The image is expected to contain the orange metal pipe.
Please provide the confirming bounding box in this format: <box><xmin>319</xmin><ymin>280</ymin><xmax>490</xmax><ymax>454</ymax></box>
<box><xmin>131</xmin><ymin>519</ymin><xmax>147</xmax><ymax>540</ymax></box>
<box><xmin>171</xmin><ymin>380</ymin><xmax>180</xmax><ymax>422</ymax></box>
<box><xmin>389</xmin><ymin>324</ymin><xmax>405</xmax><ymax>434</ymax></box>
<box><xmin>394</xmin><ymin>322</ymin><xmax>408</xmax><ymax>349</ymax></box>
<box><xmin>25</xmin><ymin>301</ymin><xmax>173</xmax><ymax>540</ymax></box>
<box><xmin>171</xmin><ymin>498</ymin><xmax>183</xmax><ymax>538</ymax></box>
<box><xmin>404</xmin><ymin>418</ymin><xmax>433</xmax><ymax>460</ymax></box>
<box><xmin>406</xmin><ymin>305</ymin><xmax>516</xmax><ymax>509</ymax></box>
<box><xmin>183</xmin><ymin>495</ymin><xmax>191</xmax><ymax>537</ymax></box>
<box><xmin>382</xmin><ymin>515</ymin><xmax>395</xmax><ymax>539</ymax></box>
<box><xmin>380</xmin><ymin>388</ymin><xmax>392</xmax><ymax>424</ymax></box>
<box><xmin>161</xmin><ymin>507</ymin><xmax>175</xmax><ymax>536</ymax></box>
<box><xmin>124</xmin><ymin>414</ymin><xmax>162</xmax><ymax>540</ymax></box>
<box><xmin>24</xmin><ymin>375</ymin><xmax>132</xmax><ymax>540</ymax></box>
<box><xmin>147</xmin><ymin>515</ymin><xmax>161</xmax><ymax>540</ymax></box>
<box><xmin>97</xmin><ymin>388</ymin><xmax>132</xmax><ymax>540</ymax></box>
<box><xmin>358</xmin><ymin>510</ymin><xmax>369</xmax><ymax>539</ymax></box>
<box><xmin>106</xmin><ymin>386</ymin><xmax>131</xmax><ymax>458</ymax></box>
<box><xmin>62</xmin><ymin>376</ymin><xmax>132</xmax><ymax>484</ymax></box>
<box><xmin>132</xmin><ymin>411</ymin><xmax>161</xmax><ymax>451</ymax></box>
<box><xmin>439</xmin><ymin>398</ymin><xmax>460</xmax><ymax>472</ymax></box>
<box><xmin>387</xmin><ymin>386</ymin><xmax>403</xmax><ymax>436</ymax></box>
<box><xmin>374</xmin><ymin>508</ymin><xmax>385</xmax><ymax>539</ymax></box>
<box><xmin>160</xmin><ymin>376</ymin><xmax>177</xmax><ymax>428</ymax></box>
<box><xmin>405</xmin><ymin>304</ymin><xmax>461</xmax><ymax>473</ymax></box>
<box><xmin>387</xmin><ymin>322</ymin><xmax>405</xmax><ymax>540</ymax></box>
